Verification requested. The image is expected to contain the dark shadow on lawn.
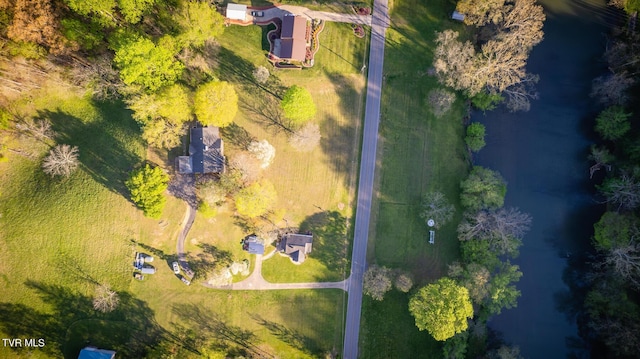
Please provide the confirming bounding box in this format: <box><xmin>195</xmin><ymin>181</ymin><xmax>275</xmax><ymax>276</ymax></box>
<box><xmin>39</xmin><ymin>102</ymin><xmax>144</xmax><ymax>198</ymax></box>
<box><xmin>250</xmin><ymin>313</ymin><xmax>320</xmax><ymax>356</ymax></box>
<box><xmin>221</xmin><ymin>122</ymin><xmax>257</xmax><ymax>150</ymax></box>
<box><xmin>0</xmin><ymin>281</ymin><xmax>166</xmax><ymax>358</ymax></box>
<box><xmin>167</xmin><ymin>172</ymin><xmax>197</xmax><ymax>208</ymax></box>
<box><xmin>299</xmin><ymin>211</ymin><xmax>350</xmax><ymax>279</ymax></box>
<box><xmin>187</xmin><ymin>243</ymin><xmax>233</xmax><ymax>282</ymax></box>
<box><xmin>172</xmin><ymin>303</ymin><xmax>274</xmax><ymax>358</ymax></box>
<box><xmin>216</xmin><ymin>46</ymin><xmax>286</xmax><ymax>100</ymax></box>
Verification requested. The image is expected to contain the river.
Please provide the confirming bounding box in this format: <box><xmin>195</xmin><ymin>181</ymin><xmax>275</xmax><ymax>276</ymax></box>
<box><xmin>472</xmin><ymin>0</ymin><xmax>622</xmax><ymax>357</ymax></box>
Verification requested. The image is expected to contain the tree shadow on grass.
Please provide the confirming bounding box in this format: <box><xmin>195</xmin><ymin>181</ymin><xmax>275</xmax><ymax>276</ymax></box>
<box><xmin>250</xmin><ymin>313</ymin><xmax>320</xmax><ymax>356</ymax></box>
<box><xmin>221</xmin><ymin>123</ymin><xmax>257</xmax><ymax>150</ymax></box>
<box><xmin>187</xmin><ymin>243</ymin><xmax>233</xmax><ymax>282</ymax></box>
<box><xmin>216</xmin><ymin>46</ymin><xmax>286</xmax><ymax>100</ymax></box>
<box><xmin>38</xmin><ymin>102</ymin><xmax>144</xmax><ymax>198</ymax></box>
<box><xmin>299</xmin><ymin>211</ymin><xmax>350</xmax><ymax>280</ymax></box>
<box><xmin>171</xmin><ymin>303</ymin><xmax>272</xmax><ymax>358</ymax></box>
<box><xmin>0</xmin><ymin>281</ymin><xmax>166</xmax><ymax>358</ymax></box>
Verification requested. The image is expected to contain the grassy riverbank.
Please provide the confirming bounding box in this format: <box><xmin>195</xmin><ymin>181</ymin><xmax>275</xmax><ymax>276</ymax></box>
<box><xmin>359</xmin><ymin>0</ymin><xmax>470</xmax><ymax>357</ymax></box>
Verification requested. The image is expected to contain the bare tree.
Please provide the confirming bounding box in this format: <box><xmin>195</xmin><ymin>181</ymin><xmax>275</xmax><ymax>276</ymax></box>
<box><xmin>93</xmin><ymin>284</ymin><xmax>120</xmax><ymax>313</ymax></box>
<box><xmin>69</xmin><ymin>55</ymin><xmax>124</xmax><ymax>100</ymax></box>
<box><xmin>456</xmin><ymin>0</ymin><xmax>507</xmax><ymax>26</ymax></box>
<box><xmin>599</xmin><ymin>174</ymin><xmax>640</xmax><ymax>211</ymax></box>
<box><xmin>252</xmin><ymin>66</ymin><xmax>270</xmax><ymax>84</ymax></box>
<box><xmin>590</xmin><ymin>73</ymin><xmax>634</xmax><ymax>106</ymax></box>
<box><xmin>363</xmin><ymin>265</ymin><xmax>393</xmax><ymax>301</ymax></box>
<box><xmin>433</xmin><ymin>30</ymin><xmax>477</xmax><ymax>93</ymax></box>
<box><xmin>502</xmin><ymin>73</ymin><xmax>539</xmax><ymax>112</ymax></box>
<box><xmin>427</xmin><ymin>88</ymin><xmax>456</xmax><ymax>117</ymax></box>
<box><xmin>589</xmin><ymin>145</ymin><xmax>614</xmax><ymax>179</ymax></box>
<box><xmin>494</xmin><ymin>0</ymin><xmax>546</xmax><ymax>51</ymax></box>
<box><xmin>458</xmin><ymin>208</ymin><xmax>532</xmax><ymax>257</ymax></box>
<box><xmin>229</xmin><ymin>152</ymin><xmax>261</xmax><ymax>184</ymax></box>
<box><xmin>289</xmin><ymin>122</ymin><xmax>321</xmax><ymax>152</ymax></box>
<box><xmin>420</xmin><ymin>191</ymin><xmax>455</xmax><ymax>229</ymax></box>
<box><xmin>42</xmin><ymin>144</ymin><xmax>79</xmax><ymax>177</ymax></box>
<box><xmin>604</xmin><ymin>244</ymin><xmax>640</xmax><ymax>288</ymax></box>
<box><xmin>394</xmin><ymin>270</ymin><xmax>414</xmax><ymax>293</ymax></box>
<box><xmin>248</xmin><ymin>139</ymin><xmax>275</xmax><ymax>169</ymax></box>
<box><xmin>16</xmin><ymin>118</ymin><xmax>55</xmax><ymax>140</ymax></box>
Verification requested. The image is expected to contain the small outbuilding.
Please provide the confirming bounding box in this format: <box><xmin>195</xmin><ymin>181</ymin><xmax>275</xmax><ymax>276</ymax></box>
<box><xmin>78</xmin><ymin>347</ymin><xmax>116</xmax><ymax>359</ymax></box>
<box><xmin>451</xmin><ymin>11</ymin><xmax>465</xmax><ymax>21</ymax></box>
<box><xmin>140</xmin><ymin>266</ymin><xmax>156</xmax><ymax>274</ymax></box>
<box><xmin>226</xmin><ymin>3</ymin><xmax>247</xmax><ymax>21</ymax></box>
<box><xmin>242</xmin><ymin>235</ymin><xmax>265</xmax><ymax>255</ymax></box>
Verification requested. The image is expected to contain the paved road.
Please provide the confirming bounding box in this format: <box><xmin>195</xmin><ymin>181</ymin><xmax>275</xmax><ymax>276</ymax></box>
<box><xmin>342</xmin><ymin>0</ymin><xmax>389</xmax><ymax>357</ymax></box>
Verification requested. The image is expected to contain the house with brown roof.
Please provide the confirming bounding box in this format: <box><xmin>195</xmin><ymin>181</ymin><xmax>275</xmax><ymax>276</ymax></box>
<box><xmin>277</xmin><ymin>233</ymin><xmax>313</xmax><ymax>264</ymax></box>
<box><xmin>277</xmin><ymin>15</ymin><xmax>308</xmax><ymax>62</ymax></box>
<box><xmin>177</xmin><ymin>126</ymin><xmax>225</xmax><ymax>174</ymax></box>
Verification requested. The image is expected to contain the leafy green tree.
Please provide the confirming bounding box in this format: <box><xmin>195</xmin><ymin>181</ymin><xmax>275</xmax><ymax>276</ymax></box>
<box><xmin>471</xmin><ymin>90</ymin><xmax>504</xmax><ymax>111</ymax></box>
<box><xmin>126</xmin><ymin>164</ymin><xmax>169</xmax><ymax>219</ymax></box>
<box><xmin>118</xmin><ymin>0</ymin><xmax>156</xmax><ymax>23</ymax></box>
<box><xmin>175</xmin><ymin>0</ymin><xmax>224</xmax><ymax>48</ymax></box>
<box><xmin>61</xmin><ymin>19</ymin><xmax>104</xmax><ymax>50</ymax></box>
<box><xmin>409</xmin><ymin>278</ymin><xmax>474</xmax><ymax>341</ymax></box>
<box><xmin>420</xmin><ymin>191</ymin><xmax>455</xmax><ymax>229</ymax></box>
<box><xmin>363</xmin><ymin>265</ymin><xmax>393</xmax><ymax>301</ymax></box>
<box><xmin>234</xmin><ymin>180</ymin><xmax>277</xmax><ymax>218</ymax></box>
<box><xmin>593</xmin><ymin>211</ymin><xmax>639</xmax><ymax>251</ymax></box>
<box><xmin>484</xmin><ymin>261</ymin><xmax>522</xmax><ymax>317</ymax></box>
<box><xmin>460</xmin><ymin>166</ymin><xmax>507</xmax><ymax>211</ymax></box>
<box><xmin>281</xmin><ymin>85</ymin><xmax>316</xmax><ymax>125</ymax></box>
<box><xmin>113</xmin><ymin>36</ymin><xmax>184</xmax><ymax>93</ymax></box>
<box><xmin>448</xmin><ymin>262</ymin><xmax>491</xmax><ymax>305</ymax></box>
<box><xmin>460</xmin><ymin>239</ymin><xmax>500</xmax><ymax>269</ymax></box>
<box><xmin>128</xmin><ymin>84</ymin><xmax>192</xmax><ymax>125</ymax></box>
<box><xmin>140</xmin><ymin>119</ymin><xmax>183</xmax><ymax>149</ymax></box>
<box><xmin>442</xmin><ymin>331</ymin><xmax>469</xmax><ymax>359</ymax></box>
<box><xmin>194</xmin><ymin>80</ymin><xmax>238</xmax><ymax>127</ymax></box>
<box><xmin>64</xmin><ymin>0</ymin><xmax>117</xmax><ymax>26</ymax></box>
<box><xmin>465</xmin><ymin>123</ymin><xmax>486</xmax><ymax>152</ymax></box>
<box><xmin>595</xmin><ymin>106</ymin><xmax>631</xmax><ymax>141</ymax></box>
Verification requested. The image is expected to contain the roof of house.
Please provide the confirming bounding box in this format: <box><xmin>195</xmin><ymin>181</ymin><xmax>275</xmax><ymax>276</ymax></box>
<box><xmin>281</xmin><ymin>16</ymin><xmax>307</xmax><ymax>39</ymax></box>
<box><xmin>177</xmin><ymin>156</ymin><xmax>192</xmax><ymax>174</ymax></box>
<box><xmin>189</xmin><ymin>127</ymin><xmax>224</xmax><ymax>174</ymax></box>
<box><xmin>277</xmin><ymin>233</ymin><xmax>313</xmax><ymax>264</ymax></box>
<box><xmin>280</xmin><ymin>38</ymin><xmax>307</xmax><ymax>62</ymax></box>
<box><xmin>243</xmin><ymin>235</ymin><xmax>265</xmax><ymax>255</ymax></box>
<box><xmin>78</xmin><ymin>347</ymin><xmax>116</xmax><ymax>359</ymax></box>
<box><xmin>226</xmin><ymin>3</ymin><xmax>247</xmax><ymax>20</ymax></box>
<box><xmin>279</xmin><ymin>16</ymin><xmax>307</xmax><ymax>61</ymax></box>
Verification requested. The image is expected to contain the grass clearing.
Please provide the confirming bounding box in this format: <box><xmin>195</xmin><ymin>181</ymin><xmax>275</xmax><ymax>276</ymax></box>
<box><xmin>360</xmin><ymin>0</ymin><xmax>470</xmax><ymax>357</ymax></box>
<box><xmin>0</xmin><ymin>10</ymin><xmax>366</xmax><ymax>358</ymax></box>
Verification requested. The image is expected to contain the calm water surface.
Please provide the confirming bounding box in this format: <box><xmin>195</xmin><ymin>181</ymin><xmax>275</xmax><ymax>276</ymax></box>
<box><xmin>472</xmin><ymin>0</ymin><xmax>622</xmax><ymax>357</ymax></box>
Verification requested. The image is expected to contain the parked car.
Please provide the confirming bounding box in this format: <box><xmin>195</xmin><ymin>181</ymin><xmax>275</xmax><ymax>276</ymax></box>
<box><xmin>134</xmin><ymin>273</ymin><xmax>144</xmax><ymax>281</ymax></box>
<box><xmin>172</xmin><ymin>261</ymin><xmax>180</xmax><ymax>274</ymax></box>
<box><xmin>251</xmin><ymin>11</ymin><xmax>264</xmax><ymax>17</ymax></box>
<box><xmin>180</xmin><ymin>276</ymin><xmax>191</xmax><ymax>286</ymax></box>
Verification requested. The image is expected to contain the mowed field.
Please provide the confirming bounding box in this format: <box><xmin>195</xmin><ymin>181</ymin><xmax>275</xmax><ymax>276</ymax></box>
<box><xmin>0</xmin><ymin>18</ymin><xmax>368</xmax><ymax>359</ymax></box>
<box><xmin>360</xmin><ymin>0</ymin><xmax>470</xmax><ymax>357</ymax></box>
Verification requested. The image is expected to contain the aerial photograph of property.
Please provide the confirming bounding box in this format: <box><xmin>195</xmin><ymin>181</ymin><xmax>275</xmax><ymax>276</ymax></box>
<box><xmin>0</xmin><ymin>0</ymin><xmax>638</xmax><ymax>358</ymax></box>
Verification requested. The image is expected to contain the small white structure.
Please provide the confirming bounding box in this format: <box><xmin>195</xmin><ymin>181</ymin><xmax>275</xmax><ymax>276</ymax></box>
<box><xmin>226</xmin><ymin>3</ymin><xmax>247</xmax><ymax>21</ymax></box>
<box><xmin>429</xmin><ymin>230</ymin><xmax>435</xmax><ymax>244</ymax></box>
<box><xmin>451</xmin><ymin>11</ymin><xmax>465</xmax><ymax>21</ymax></box>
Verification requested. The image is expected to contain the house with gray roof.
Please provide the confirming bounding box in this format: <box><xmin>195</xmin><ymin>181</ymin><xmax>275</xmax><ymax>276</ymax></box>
<box><xmin>277</xmin><ymin>233</ymin><xmax>313</xmax><ymax>264</ymax></box>
<box><xmin>177</xmin><ymin>126</ymin><xmax>225</xmax><ymax>174</ymax></box>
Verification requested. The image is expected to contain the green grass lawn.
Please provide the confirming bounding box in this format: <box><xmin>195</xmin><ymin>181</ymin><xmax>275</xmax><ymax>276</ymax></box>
<box><xmin>0</xmin><ymin>12</ymin><xmax>366</xmax><ymax>358</ymax></box>
<box><xmin>359</xmin><ymin>0</ymin><xmax>470</xmax><ymax>357</ymax></box>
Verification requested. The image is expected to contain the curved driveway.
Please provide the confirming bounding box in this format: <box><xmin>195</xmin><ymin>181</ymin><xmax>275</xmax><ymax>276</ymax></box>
<box><xmin>342</xmin><ymin>0</ymin><xmax>389</xmax><ymax>357</ymax></box>
<box><xmin>252</xmin><ymin>5</ymin><xmax>372</xmax><ymax>26</ymax></box>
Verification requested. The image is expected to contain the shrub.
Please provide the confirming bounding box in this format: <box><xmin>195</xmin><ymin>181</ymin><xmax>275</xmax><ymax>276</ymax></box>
<box><xmin>465</xmin><ymin>123</ymin><xmax>486</xmax><ymax>152</ymax></box>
